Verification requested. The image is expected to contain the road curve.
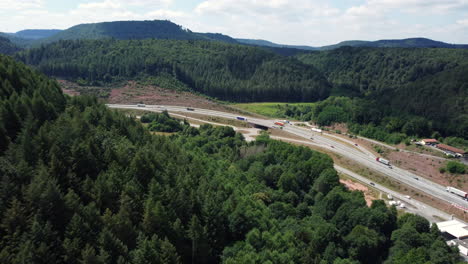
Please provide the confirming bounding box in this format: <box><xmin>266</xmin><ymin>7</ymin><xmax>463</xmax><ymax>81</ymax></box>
<box><xmin>107</xmin><ymin>104</ymin><xmax>468</xmax><ymax>210</ymax></box>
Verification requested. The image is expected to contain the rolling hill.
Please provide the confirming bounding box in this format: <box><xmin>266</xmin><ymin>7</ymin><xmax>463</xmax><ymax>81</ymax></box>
<box><xmin>320</xmin><ymin>38</ymin><xmax>468</xmax><ymax>50</ymax></box>
<box><xmin>238</xmin><ymin>37</ymin><xmax>468</xmax><ymax>51</ymax></box>
<box><xmin>297</xmin><ymin>47</ymin><xmax>468</xmax><ymax>138</ymax></box>
<box><xmin>17</xmin><ymin>38</ymin><xmax>331</xmax><ymax>102</ymax></box>
<box><xmin>34</xmin><ymin>20</ymin><xmax>238</xmax><ymax>45</ymax></box>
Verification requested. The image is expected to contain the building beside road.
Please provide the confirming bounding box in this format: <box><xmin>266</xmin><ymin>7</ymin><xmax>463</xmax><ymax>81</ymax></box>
<box><xmin>421</xmin><ymin>138</ymin><xmax>439</xmax><ymax>146</ymax></box>
<box><xmin>437</xmin><ymin>219</ymin><xmax>468</xmax><ymax>256</ymax></box>
<box><xmin>436</xmin><ymin>144</ymin><xmax>466</xmax><ymax>157</ymax></box>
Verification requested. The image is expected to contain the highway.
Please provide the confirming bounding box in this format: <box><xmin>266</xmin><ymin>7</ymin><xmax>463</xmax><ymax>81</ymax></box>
<box><xmin>107</xmin><ymin>104</ymin><xmax>468</xmax><ymax>211</ymax></box>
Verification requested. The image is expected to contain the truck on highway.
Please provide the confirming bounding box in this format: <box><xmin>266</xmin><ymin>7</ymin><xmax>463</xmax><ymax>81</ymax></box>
<box><xmin>446</xmin><ymin>186</ymin><xmax>468</xmax><ymax>200</ymax></box>
<box><xmin>186</xmin><ymin>107</ymin><xmax>195</xmax><ymax>111</ymax></box>
<box><xmin>376</xmin><ymin>157</ymin><xmax>390</xmax><ymax>166</ymax></box>
<box><xmin>236</xmin><ymin>116</ymin><xmax>247</xmax><ymax>121</ymax></box>
<box><xmin>311</xmin><ymin>127</ymin><xmax>322</xmax><ymax>133</ymax></box>
<box><xmin>274</xmin><ymin>121</ymin><xmax>285</xmax><ymax>127</ymax></box>
<box><xmin>137</xmin><ymin>103</ymin><xmax>146</xmax><ymax>107</ymax></box>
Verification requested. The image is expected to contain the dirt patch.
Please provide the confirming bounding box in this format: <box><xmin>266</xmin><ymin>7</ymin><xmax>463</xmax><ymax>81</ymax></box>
<box><xmin>269</xmin><ymin>128</ymin><xmax>307</xmax><ymax>141</ymax></box>
<box><xmin>325</xmin><ymin>123</ymin><xmax>350</xmax><ymax>134</ymax></box>
<box><xmin>340</xmin><ymin>179</ymin><xmax>374</xmax><ymax>207</ymax></box>
<box><xmin>62</xmin><ymin>88</ymin><xmax>80</xmax><ymax>96</ymax></box>
<box><xmin>386</xmin><ymin>151</ymin><xmax>467</xmax><ymax>189</ymax></box>
<box><xmin>107</xmin><ymin>81</ymin><xmax>234</xmax><ymax>112</ymax></box>
<box><xmin>58</xmin><ymin>79</ymin><xmax>243</xmax><ymax>113</ymax></box>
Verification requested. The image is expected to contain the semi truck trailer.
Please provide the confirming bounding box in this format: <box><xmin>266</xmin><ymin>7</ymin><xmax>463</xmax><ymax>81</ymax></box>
<box><xmin>446</xmin><ymin>186</ymin><xmax>468</xmax><ymax>200</ymax></box>
<box><xmin>376</xmin><ymin>157</ymin><xmax>390</xmax><ymax>166</ymax></box>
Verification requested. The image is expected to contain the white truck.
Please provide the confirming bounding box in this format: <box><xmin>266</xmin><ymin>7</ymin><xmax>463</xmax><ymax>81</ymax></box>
<box><xmin>376</xmin><ymin>157</ymin><xmax>390</xmax><ymax>166</ymax></box>
<box><xmin>446</xmin><ymin>186</ymin><xmax>468</xmax><ymax>200</ymax></box>
<box><xmin>311</xmin><ymin>127</ymin><xmax>322</xmax><ymax>133</ymax></box>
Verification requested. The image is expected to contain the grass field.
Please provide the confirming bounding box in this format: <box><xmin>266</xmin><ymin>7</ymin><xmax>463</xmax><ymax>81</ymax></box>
<box><xmin>232</xmin><ymin>102</ymin><xmax>315</xmax><ymax>118</ymax></box>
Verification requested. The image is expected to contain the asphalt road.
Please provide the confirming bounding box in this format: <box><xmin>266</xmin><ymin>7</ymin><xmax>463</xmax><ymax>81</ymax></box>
<box><xmin>108</xmin><ymin>104</ymin><xmax>468</xmax><ymax>211</ymax></box>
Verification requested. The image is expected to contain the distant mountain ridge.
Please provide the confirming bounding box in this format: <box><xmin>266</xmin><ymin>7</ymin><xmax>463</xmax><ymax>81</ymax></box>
<box><xmin>12</xmin><ymin>29</ymin><xmax>62</xmax><ymax>40</ymax></box>
<box><xmin>238</xmin><ymin>37</ymin><xmax>468</xmax><ymax>50</ymax></box>
<box><xmin>1</xmin><ymin>20</ymin><xmax>468</xmax><ymax>51</ymax></box>
<box><xmin>320</xmin><ymin>38</ymin><xmax>468</xmax><ymax>50</ymax></box>
<box><xmin>236</xmin><ymin>38</ymin><xmax>317</xmax><ymax>50</ymax></box>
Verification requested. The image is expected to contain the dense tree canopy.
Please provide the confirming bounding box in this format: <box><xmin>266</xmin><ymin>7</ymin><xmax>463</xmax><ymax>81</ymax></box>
<box><xmin>0</xmin><ymin>36</ymin><xmax>22</xmax><ymax>55</ymax></box>
<box><xmin>16</xmin><ymin>39</ymin><xmax>331</xmax><ymax>102</ymax></box>
<box><xmin>0</xmin><ymin>54</ymin><xmax>463</xmax><ymax>263</ymax></box>
<box><xmin>297</xmin><ymin>47</ymin><xmax>468</xmax><ymax>139</ymax></box>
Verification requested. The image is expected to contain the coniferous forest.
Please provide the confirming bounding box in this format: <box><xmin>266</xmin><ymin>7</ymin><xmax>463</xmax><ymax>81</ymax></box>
<box><xmin>16</xmin><ymin>39</ymin><xmax>331</xmax><ymax>102</ymax></box>
<box><xmin>0</xmin><ymin>54</ymin><xmax>464</xmax><ymax>263</ymax></box>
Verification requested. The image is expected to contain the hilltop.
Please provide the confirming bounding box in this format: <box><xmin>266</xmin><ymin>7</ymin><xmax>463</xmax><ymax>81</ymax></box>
<box><xmin>33</xmin><ymin>20</ymin><xmax>238</xmax><ymax>45</ymax></box>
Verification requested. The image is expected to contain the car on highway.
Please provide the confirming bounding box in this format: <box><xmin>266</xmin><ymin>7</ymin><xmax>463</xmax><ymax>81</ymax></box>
<box><xmin>354</xmin><ymin>143</ymin><xmax>358</xmax><ymax>146</ymax></box>
<box><xmin>370</xmin><ymin>182</ymin><xmax>375</xmax><ymax>186</ymax></box>
<box><xmin>186</xmin><ymin>107</ymin><xmax>195</xmax><ymax>111</ymax></box>
<box><xmin>331</xmin><ymin>146</ymin><xmax>335</xmax><ymax>148</ymax></box>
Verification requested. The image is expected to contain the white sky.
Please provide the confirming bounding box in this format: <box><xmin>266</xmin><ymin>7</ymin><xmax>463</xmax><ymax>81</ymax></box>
<box><xmin>1</xmin><ymin>0</ymin><xmax>468</xmax><ymax>46</ymax></box>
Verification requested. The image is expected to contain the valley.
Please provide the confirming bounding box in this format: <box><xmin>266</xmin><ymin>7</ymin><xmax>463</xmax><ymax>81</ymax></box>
<box><xmin>1</xmin><ymin>13</ymin><xmax>467</xmax><ymax>263</ymax></box>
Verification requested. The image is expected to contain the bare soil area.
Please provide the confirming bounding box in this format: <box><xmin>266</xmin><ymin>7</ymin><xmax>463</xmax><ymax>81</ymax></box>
<box><xmin>340</xmin><ymin>179</ymin><xmax>374</xmax><ymax>207</ymax></box>
<box><xmin>269</xmin><ymin>128</ymin><xmax>309</xmax><ymax>141</ymax></box>
<box><xmin>58</xmin><ymin>79</ymin><xmax>240</xmax><ymax>113</ymax></box>
<box><xmin>386</xmin><ymin>151</ymin><xmax>467</xmax><ymax>189</ymax></box>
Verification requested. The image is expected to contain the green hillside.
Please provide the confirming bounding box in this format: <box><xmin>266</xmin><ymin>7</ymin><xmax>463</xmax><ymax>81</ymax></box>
<box><xmin>0</xmin><ymin>33</ymin><xmax>34</xmax><ymax>48</ymax></box>
<box><xmin>17</xmin><ymin>39</ymin><xmax>331</xmax><ymax>102</ymax></box>
<box><xmin>320</xmin><ymin>38</ymin><xmax>468</xmax><ymax>50</ymax></box>
<box><xmin>297</xmin><ymin>47</ymin><xmax>468</xmax><ymax>139</ymax></box>
<box><xmin>0</xmin><ymin>36</ymin><xmax>22</xmax><ymax>55</ymax></box>
<box><xmin>0</xmin><ymin>54</ymin><xmax>462</xmax><ymax>264</ymax></box>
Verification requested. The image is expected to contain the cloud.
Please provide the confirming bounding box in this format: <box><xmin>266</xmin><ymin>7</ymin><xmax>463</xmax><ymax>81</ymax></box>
<box><xmin>1</xmin><ymin>0</ymin><xmax>468</xmax><ymax>45</ymax></box>
<box><xmin>125</xmin><ymin>0</ymin><xmax>173</xmax><ymax>7</ymax></box>
<box><xmin>365</xmin><ymin>0</ymin><xmax>468</xmax><ymax>14</ymax></box>
<box><xmin>457</xmin><ymin>18</ymin><xmax>468</xmax><ymax>27</ymax></box>
<box><xmin>189</xmin><ymin>0</ymin><xmax>341</xmax><ymax>44</ymax></box>
<box><xmin>0</xmin><ymin>0</ymin><xmax>43</xmax><ymax>11</ymax></box>
<box><xmin>77</xmin><ymin>0</ymin><xmax>121</xmax><ymax>10</ymax></box>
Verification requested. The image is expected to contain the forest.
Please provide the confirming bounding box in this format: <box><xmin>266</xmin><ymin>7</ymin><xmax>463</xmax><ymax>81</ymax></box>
<box><xmin>264</xmin><ymin>97</ymin><xmax>467</xmax><ymax>148</ymax></box>
<box><xmin>16</xmin><ymin>39</ymin><xmax>331</xmax><ymax>102</ymax></box>
<box><xmin>0</xmin><ymin>54</ymin><xmax>465</xmax><ymax>263</ymax></box>
<box><xmin>297</xmin><ymin>47</ymin><xmax>468</xmax><ymax>140</ymax></box>
<box><xmin>0</xmin><ymin>36</ymin><xmax>21</xmax><ymax>55</ymax></box>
